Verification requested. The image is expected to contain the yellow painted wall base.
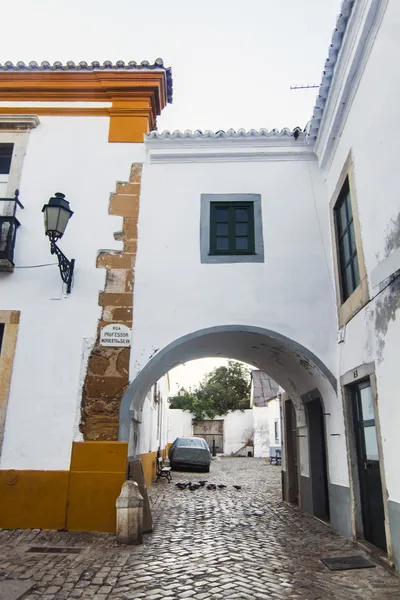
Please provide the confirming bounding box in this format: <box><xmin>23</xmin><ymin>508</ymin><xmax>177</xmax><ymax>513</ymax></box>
<box><xmin>140</xmin><ymin>451</ymin><xmax>157</xmax><ymax>488</ymax></box>
<box><xmin>0</xmin><ymin>470</ymin><xmax>69</xmax><ymax>530</ymax></box>
<box><xmin>67</xmin><ymin>441</ymin><xmax>127</xmax><ymax>533</ymax></box>
<box><xmin>0</xmin><ymin>442</ymin><xmax>168</xmax><ymax>533</ymax></box>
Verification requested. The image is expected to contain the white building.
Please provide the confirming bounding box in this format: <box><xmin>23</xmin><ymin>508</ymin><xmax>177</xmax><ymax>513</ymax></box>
<box><xmin>0</xmin><ymin>0</ymin><xmax>400</xmax><ymax>572</ymax></box>
<box><xmin>0</xmin><ymin>60</ymin><xmax>172</xmax><ymax>533</ymax></box>
<box><xmin>120</xmin><ymin>0</ymin><xmax>400</xmax><ymax>569</ymax></box>
<box><xmin>250</xmin><ymin>371</ymin><xmax>281</xmax><ymax>459</ymax></box>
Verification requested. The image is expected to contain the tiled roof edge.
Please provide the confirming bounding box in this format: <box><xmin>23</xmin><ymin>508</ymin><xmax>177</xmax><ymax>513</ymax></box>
<box><xmin>0</xmin><ymin>59</ymin><xmax>173</xmax><ymax>103</ymax></box>
<box><xmin>146</xmin><ymin>127</ymin><xmax>305</xmax><ymax>140</ymax></box>
<box><xmin>307</xmin><ymin>0</ymin><xmax>355</xmax><ymax>141</ymax></box>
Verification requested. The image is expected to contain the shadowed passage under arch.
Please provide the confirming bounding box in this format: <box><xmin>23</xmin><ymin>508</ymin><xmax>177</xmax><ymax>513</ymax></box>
<box><xmin>119</xmin><ymin>325</ymin><xmax>336</xmax><ymax>446</ymax></box>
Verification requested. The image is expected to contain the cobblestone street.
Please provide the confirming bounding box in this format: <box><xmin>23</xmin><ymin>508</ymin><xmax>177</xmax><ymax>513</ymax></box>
<box><xmin>1</xmin><ymin>458</ymin><xmax>400</xmax><ymax>600</ymax></box>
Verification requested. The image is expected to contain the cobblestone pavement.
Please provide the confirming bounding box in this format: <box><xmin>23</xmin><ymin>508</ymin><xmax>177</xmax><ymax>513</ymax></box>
<box><xmin>1</xmin><ymin>458</ymin><xmax>400</xmax><ymax>600</ymax></box>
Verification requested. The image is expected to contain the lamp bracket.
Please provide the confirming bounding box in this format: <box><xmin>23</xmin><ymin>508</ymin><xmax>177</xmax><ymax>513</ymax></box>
<box><xmin>50</xmin><ymin>239</ymin><xmax>75</xmax><ymax>294</ymax></box>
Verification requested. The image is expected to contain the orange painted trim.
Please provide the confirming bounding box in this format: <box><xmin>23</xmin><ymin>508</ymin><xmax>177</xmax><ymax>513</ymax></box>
<box><xmin>0</xmin><ymin>71</ymin><xmax>167</xmax><ymax>113</ymax></box>
<box><xmin>1</xmin><ymin>106</ymin><xmax>110</xmax><ymax>117</ymax></box>
<box><xmin>0</xmin><ymin>71</ymin><xmax>167</xmax><ymax>142</ymax></box>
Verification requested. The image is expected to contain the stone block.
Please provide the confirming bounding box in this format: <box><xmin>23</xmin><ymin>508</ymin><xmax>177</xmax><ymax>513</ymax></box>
<box><xmin>98</xmin><ymin>293</ymin><xmax>132</xmax><ymax>307</ymax></box>
<box><xmin>84</xmin><ymin>375</ymin><xmax>127</xmax><ymax>399</ymax></box>
<box><xmin>109</xmin><ymin>195</ymin><xmax>140</xmax><ymax>218</ymax></box>
<box><xmin>116</xmin><ymin>349</ymin><xmax>130</xmax><ymax>377</ymax></box>
<box><xmin>96</xmin><ymin>252</ymin><xmax>134</xmax><ymax>270</ymax></box>
<box><xmin>116</xmin><ymin>480</ymin><xmax>144</xmax><ymax>545</ymax></box>
<box><xmin>123</xmin><ymin>218</ymin><xmax>138</xmax><ymax>240</ymax></box>
<box><xmin>84</xmin><ymin>415</ymin><xmax>120</xmax><ymax>441</ymax></box>
<box><xmin>87</xmin><ymin>354</ymin><xmax>109</xmax><ymax>376</ymax></box>
<box><xmin>112</xmin><ymin>307</ymin><xmax>133</xmax><ymax>322</ymax></box>
<box><xmin>115</xmin><ymin>182</ymin><xmax>141</xmax><ymax>196</ymax></box>
<box><xmin>123</xmin><ymin>240</ymin><xmax>137</xmax><ymax>254</ymax></box>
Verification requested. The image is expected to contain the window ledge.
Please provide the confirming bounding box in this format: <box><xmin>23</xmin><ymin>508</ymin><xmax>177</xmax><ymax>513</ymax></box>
<box><xmin>203</xmin><ymin>253</ymin><xmax>264</xmax><ymax>264</ymax></box>
<box><xmin>0</xmin><ymin>258</ymin><xmax>15</xmax><ymax>273</ymax></box>
<box><xmin>209</xmin><ymin>252</ymin><xmax>257</xmax><ymax>257</ymax></box>
<box><xmin>338</xmin><ymin>276</ymin><xmax>369</xmax><ymax>328</ymax></box>
<box><xmin>0</xmin><ymin>115</ymin><xmax>40</xmax><ymax>130</ymax></box>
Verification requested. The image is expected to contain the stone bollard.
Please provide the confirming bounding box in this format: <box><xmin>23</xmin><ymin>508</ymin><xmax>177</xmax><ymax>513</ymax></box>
<box><xmin>116</xmin><ymin>480</ymin><xmax>144</xmax><ymax>545</ymax></box>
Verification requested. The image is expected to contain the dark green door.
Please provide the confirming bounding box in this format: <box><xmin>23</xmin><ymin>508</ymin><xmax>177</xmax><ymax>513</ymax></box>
<box><xmin>353</xmin><ymin>380</ymin><xmax>386</xmax><ymax>551</ymax></box>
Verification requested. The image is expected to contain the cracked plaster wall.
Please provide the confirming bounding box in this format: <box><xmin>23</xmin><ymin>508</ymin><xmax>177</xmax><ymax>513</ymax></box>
<box><xmin>321</xmin><ymin>0</ymin><xmax>400</xmax><ymax>502</ymax></box>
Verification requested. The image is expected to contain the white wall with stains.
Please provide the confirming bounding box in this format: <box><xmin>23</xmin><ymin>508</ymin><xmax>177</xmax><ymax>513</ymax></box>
<box><xmin>319</xmin><ymin>0</ymin><xmax>400</xmax><ymax>505</ymax></box>
<box><xmin>0</xmin><ymin>116</ymin><xmax>144</xmax><ymax>470</ymax></box>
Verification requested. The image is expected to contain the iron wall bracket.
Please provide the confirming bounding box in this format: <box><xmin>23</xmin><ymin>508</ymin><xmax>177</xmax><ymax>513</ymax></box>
<box><xmin>50</xmin><ymin>240</ymin><xmax>75</xmax><ymax>294</ymax></box>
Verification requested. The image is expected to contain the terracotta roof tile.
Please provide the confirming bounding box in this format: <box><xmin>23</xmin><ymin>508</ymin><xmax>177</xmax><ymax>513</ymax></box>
<box><xmin>0</xmin><ymin>59</ymin><xmax>173</xmax><ymax>103</ymax></box>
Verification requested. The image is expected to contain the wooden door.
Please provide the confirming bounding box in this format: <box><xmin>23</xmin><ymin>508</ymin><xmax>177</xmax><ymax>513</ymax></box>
<box><xmin>352</xmin><ymin>381</ymin><xmax>386</xmax><ymax>551</ymax></box>
<box><xmin>193</xmin><ymin>420</ymin><xmax>224</xmax><ymax>453</ymax></box>
<box><xmin>285</xmin><ymin>400</ymin><xmax>299</xmax><ymax>505</ymax></box>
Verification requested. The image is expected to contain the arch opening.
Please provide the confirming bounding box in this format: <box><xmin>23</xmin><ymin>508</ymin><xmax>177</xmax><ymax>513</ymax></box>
<box><xmin>119</xmin><ymin>325</ymin><xmax>336</xmax><ymax>447</ymax></box>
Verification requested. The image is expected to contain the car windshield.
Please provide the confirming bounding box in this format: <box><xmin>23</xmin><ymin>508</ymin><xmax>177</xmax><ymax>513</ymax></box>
<box><xmin>176</xmin><ymin>437</ymin><xmax>207</xmax><ymax>449</ymax></box>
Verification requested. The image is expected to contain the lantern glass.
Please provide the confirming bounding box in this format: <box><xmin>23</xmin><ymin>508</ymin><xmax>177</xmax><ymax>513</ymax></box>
<box><xmin>42</xmin><ymin>193</ymin><xmax>73</xmax><ymax>241</ymax></box>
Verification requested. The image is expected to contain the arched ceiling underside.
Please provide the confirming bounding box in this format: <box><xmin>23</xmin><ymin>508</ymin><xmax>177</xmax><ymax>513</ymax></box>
<box><xmin>119</xmin><ymin>325</ymin><xmax>336</xmax><ymax>442</ymax></box>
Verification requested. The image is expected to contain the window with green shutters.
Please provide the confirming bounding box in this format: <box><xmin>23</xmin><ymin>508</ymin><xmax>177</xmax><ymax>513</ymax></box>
<box><xmin>210</xmin><ymin>201</ymin><xmax>255</xmax><ymax>255</ymax></box>
<box><xmin>334</xmin><ymin>177</ymin><xmax>360</xmax><ymax>302</ymax></box>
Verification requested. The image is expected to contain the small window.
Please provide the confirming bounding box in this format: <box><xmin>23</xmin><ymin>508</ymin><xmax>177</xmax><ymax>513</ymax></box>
<box><xmin>274</xmin><ymin>419</ymin><xmax>279</xmax><ymax>444</ymax></box>
<box><xmin>0</xmin><ymin>323</ymin><xmax>4</xmax><ymax>353</ymax></box>
<box><xmin>334</xmin><ymin>178</ymin><xmax>360</xmax><ymax>302</ymax></box>
<box><xmin>0</xmin><ymin>144</ymin><xmax>13</xmax><ymax>175</ymax></box>
<box><xmin>210</xmin><ymin>201</ymin><xmax>255</xmax><ymax>255</ymax></box>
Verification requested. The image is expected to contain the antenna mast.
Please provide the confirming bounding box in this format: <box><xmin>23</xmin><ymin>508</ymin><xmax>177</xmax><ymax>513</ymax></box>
<box><xmin>290</xmin><ymin>84</ymin><xmax>319</xmax><ymax>90</ymax></box>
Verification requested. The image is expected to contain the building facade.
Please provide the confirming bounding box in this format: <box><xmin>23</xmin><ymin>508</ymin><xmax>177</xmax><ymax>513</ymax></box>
<box><xmin>1</xmin><ymin>0</ymin><xmax>400</xmax><ymax>571</ymax></box>
<box><xmin>0</xmin><ymin>60</ymin><xmax>172</xmax><ymax>532</ymax></box>
<box><xmin>119</xmin><ymin>0</ymin><xmax>400</xmax><ymax>569</ymax></box>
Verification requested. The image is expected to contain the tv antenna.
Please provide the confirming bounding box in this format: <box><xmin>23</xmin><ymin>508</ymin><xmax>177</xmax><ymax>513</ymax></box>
<box><xmin>290</xmin><ymin>84</ymin><xmax>319</xmax><ymax>90</ymax></box>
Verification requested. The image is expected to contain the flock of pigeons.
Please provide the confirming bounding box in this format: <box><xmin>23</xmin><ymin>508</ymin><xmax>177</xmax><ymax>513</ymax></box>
<box><xmin>175</xmin><ymin>480</ymin><xmax>242</xmax><ymax>492</ymax></box>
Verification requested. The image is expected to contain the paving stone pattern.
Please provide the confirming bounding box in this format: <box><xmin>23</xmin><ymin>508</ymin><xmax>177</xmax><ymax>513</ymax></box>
<box><xmin>1</xmin><ymin>458</ymin><xmax>400</xmax><ymax>599</ymax></box>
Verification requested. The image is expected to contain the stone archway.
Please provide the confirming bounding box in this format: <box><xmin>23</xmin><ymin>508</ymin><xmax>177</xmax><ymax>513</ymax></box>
<box><xmin>119</xmin><ymin>324</ymin><xmax>336</xmax><ymax>447</ymax></box>
<box><xmin>118</xmin><ymin>324</ymin><xmax>357</xmax><ymax>538</ymax></box>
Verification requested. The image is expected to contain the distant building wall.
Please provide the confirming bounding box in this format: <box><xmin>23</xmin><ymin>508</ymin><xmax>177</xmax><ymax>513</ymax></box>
<box><xmin>168</xmin><ymin>404</ymin><xmax>279</xmax><ymax>458</ymax></box>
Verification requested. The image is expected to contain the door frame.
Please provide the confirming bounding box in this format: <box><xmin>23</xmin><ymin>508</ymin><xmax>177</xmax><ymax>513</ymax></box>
<box><xmin>341</xmin><ymin>361</ymin><xmax>392</xmax><ymax>558</ymax></box>
<box><xmin>302</xmin><ymin>391</ymin><xmax>330</xmax><ymax>522</ymax></box>
<box><xmin>283</xmin><ymin>398</ymin><xmax>300</xmax><ymax>505</ymax></box>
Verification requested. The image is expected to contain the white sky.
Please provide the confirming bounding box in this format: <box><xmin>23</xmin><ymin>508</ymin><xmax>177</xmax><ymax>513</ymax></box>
<box><xmin>2</xmin><ymin>0</ymin><xmax>342</xmax><ymax>132</ymax></box>
<box><xmin>169</xmin><ymin>358</ymin><xmax>231</xmax><ymax>393</ymax></box>
<box><xmin>3</xmin><ymin>0</ymin><xmax>342</xmax><ymax>390</ymax></box>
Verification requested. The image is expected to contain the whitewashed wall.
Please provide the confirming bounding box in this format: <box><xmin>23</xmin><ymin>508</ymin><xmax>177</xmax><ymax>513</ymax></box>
<box><xmin>253</xmin><ymin>401</ymin><xmax>281</xmax><ymax>458</ymax></box>
<box><xmin>222</xmin><ymin>410</ymin><xmax>254</xmax><ymax>455</ymax></box>
<box><xmin>135</xmin><ymin>156</ymin><xmax>336</xmax><ymax>374</ymax></box>
<box><xmin>167</xmin><ymin>409</ymin><xmax>193</xmax><ymax>443</ymax></box>
<box><xmin>253</xmin><ymin>407</ymin><xmax>270</xmax><ymax>458</ymax></box>
<box><xmin>267</xmin><ymin>399</ymin><xmax>281</xmax><ymax>447</ymax></box>
<box><xmin>319</xmin><ymin>0</ymin><xmax>400</xmax><ymax>504</ymax></box>
<box><xmin>0</xmin><ymin>116</ymin><xmax>144</xmax><ymax>470</ymax></box>
<box><xmin>138</xmin><ymin>376</ymin><xmax>170</xmax><ymax>455</ymax></box>
<box><xmin>130</xmin><ymin>143</ymin><xmax>348</xmax><ymax>487</ymax></box>
<box><xmin>168</xmin><ymin>406</ymin><xmax>278</xmax><ymax>458</ymax></box>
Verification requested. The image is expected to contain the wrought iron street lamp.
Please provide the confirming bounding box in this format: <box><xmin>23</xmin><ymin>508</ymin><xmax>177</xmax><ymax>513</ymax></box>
<box><xmin>42</xmin><ymin>192</ymin><xmax>75</xmax><ymax>293</ymax></box>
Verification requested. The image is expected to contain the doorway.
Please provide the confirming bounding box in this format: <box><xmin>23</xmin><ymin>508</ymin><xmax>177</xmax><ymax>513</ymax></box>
<box><xmin>285</xmin><ymin>400</ymin><xmax>299</xmax><ymax>505</ymax></box>
<box><xmin>305</xmin><ymin>398</ymin><xmax>330</xmax><ymax>521</ymax></box>
<box><xmin>193</xmin><ymin>420</ymin><xmax>224</xmax><ymax>454</ymax></box>
<box><xmin>352</xmin><ymin>380</ymin><xmax>386</xmax><ymax>551</ymax></box>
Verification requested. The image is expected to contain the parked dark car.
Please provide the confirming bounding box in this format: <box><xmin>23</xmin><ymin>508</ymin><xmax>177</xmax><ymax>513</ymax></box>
<box><xmin>168</xmin><ymin>437</ymin><xmax>211</xmax><ymax>472</ymax></box>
